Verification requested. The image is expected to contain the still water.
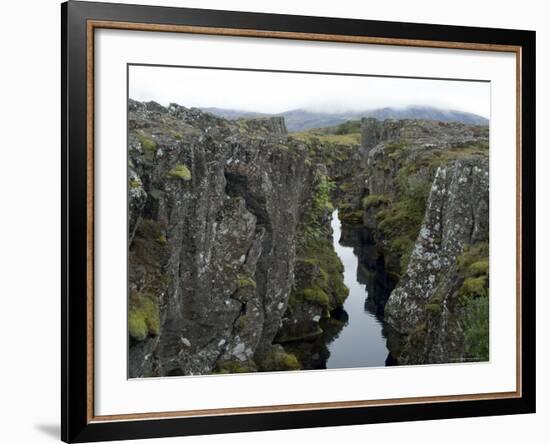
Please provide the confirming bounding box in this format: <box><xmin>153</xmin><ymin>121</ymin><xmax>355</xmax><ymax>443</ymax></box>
<box><xmin>325</xmin><ymin>210</ymin><xmax>389</xmax><ymax>369</ymax></box>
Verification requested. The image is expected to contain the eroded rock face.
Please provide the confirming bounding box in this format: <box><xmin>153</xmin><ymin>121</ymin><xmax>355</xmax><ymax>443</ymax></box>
<box><xmin>384</xmin><ymin>158</ymin><xmax>489</xmax><ymax>363</ymax></box>
<box><xmin>128</xmin><ymin>102</ymin><xmax>490</xmax><ymax>375</ymax></box>
<box><xmin>362</xmin><ymin>118</ymin><xmax>488</xmax><ymax>152</ymax></box>
<box><xmin>128</xmin><ymin>100</ymin><xmax>318</xmax><ymax>377</ymax></box>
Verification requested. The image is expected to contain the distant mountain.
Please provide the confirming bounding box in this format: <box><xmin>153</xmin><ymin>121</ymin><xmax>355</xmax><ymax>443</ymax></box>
<box><xmin>201</xmin><ymin>106</ymin><xmax>488</xmax><ymax>132</ymax></box>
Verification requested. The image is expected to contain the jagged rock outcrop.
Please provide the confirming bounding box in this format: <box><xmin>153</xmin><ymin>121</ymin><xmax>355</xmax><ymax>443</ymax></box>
<box><xmin>128</xmin><ymin>100</ymin><xmax>347</xmax><ymax>377</ymax></box>
<box><xmin>384</xmin><ymin>158</ymin><xmax>489</xmax><ymax>363</ymax></box>
<box><xmin>342</xmin><ymin>117</ymin><xmax>490</xmax><ymax>364</ymax></box>
<box><xmin>128</xmin><ymin>102</ymin><xmax>491</xmax><ymax>375</ymax></box>
<box><xmin>362</xmin><ymin>117</ymin><xmax>488</xmax><ymax>153</ymax></box>
<box><xmin>128</xmin><ymin>101</ymin><xmax>320</xmax><ymax>377</ymax></box>
<box><xmin>360</xmin><ymin>119</ymin><xmax>488</xmax><ymax>278</ymax></box>
<box><xmin>245</xmin><ymin>116</ymin><xmax>287</xmax><ymax>135</ymax></box>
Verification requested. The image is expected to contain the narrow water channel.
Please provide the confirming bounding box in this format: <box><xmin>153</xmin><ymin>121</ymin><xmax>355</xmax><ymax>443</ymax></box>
<box><xmin>325</xmin><ymin>210</ymin><xmax>390</xmax><ymax>369</ymax></box>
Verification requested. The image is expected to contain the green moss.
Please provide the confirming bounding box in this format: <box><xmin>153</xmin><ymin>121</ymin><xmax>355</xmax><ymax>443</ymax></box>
<box><xmin>364</xmin><ymin>140</ymin><xmax>488</xmax><ymax>283</ymax></box>
<box><xmin>214</xmin><ymin>360</ymin><xmax>257</xmax><ymax>374</ymax></box>
<box><xmin>375</xmin><ymin>192</ymin><xmax>429</xmax><ymax>276</ymax></box>
<box><xmin>390</xmin><ymin>142</ymin><xmax>488</xmax><ymax>177</ymax></box>
<box><xmin>429</xmin><ymin>143</ymin><xmax>489</xmax><ymax>167</ymax></box>
<box><xmin>294</xmin><ymin>237</ymin><xmax>349</xmax><ymax>309</ymax></box>
<box><xmin>282</xmin><ymin>353</ymin><xmax>300</xmax><ymax>370</ymax></box>
<box><xmin>275</xmin><ymin>325</ymin><xmax>324</xmax><ymax>343</ymax></box>
<box><xmin>167</xmin><ymin>163</ymin><xmax>192</xmax><ymax>181</ymax></box>
<box><xmin>338</xmin><ymin>200</ymin><xmax>363</xmax><ymax>224</ymax></box>
<box><xmin>362</xmin><ymin>194</ymin><xmax>390</xmax><ymax>209</ymax></box>
<box><xmin>137</xmin><ymin>132</ymin><xmax>157</xmax><ymax>155</ymax></box>
<box><xmin>170</xmin><ymin>130</ymin><xmax>183</xmax><ymax>140</ymax></box>
<box><xmin>425</xmin><ymin>303</ymin><xmax>442</xmax><ymax>316</ymax></box>
<box><xmin>130</xmin><ymin>218</ymin><xmax>168</xmax><ymax>275</ymax></box>
<box><xmin>299</xmin><ymin>172</ymin><xmax>335</xmax><ymax>242</ymax></box>
<box><xmin>460</xmin><ymin>276</ymin><xmax>488</xmax><ymax>299</ymax></box>
<box><xmin>128</xmin><ymin>291</ymin><xmax>160</xmax><ymax>341</ymax></box>
<box><xmin>300</xmin><ymin>286</ymin><xmax>330</xmax><ymax>307</ymax></box>
<box><xmin>409</xmin><ymin>321</ymin><xmax>427</xmax><ymax>348</ymax></box>
<box><xmin>457</xmin><ymin>242</ymin><xmax>489</xmax><ymax>300</ymax></box>
<box><xmin>129</xmin><ymin>179</ymin><xmax>141</xmax><ymax>189</ymax></box>
<box><xmin>136</xmin><ymin>219</ymin><xmax>166</xmax><ymax>246</ymax></box>
<box><xmin>373</xmin><ymin>167</ymin><xmax>431</xmax><ymax>278</ymax></box>
<box><xmin>236</xmin><ymin>274</ymin><xmax>256</xmax><ymax>289</ymax></box>
<box><xmin>259</xmin><ymin>347</ymin><xmax>301</xmax><ymax>371</ymax></box>
<box><xmin>338</xmin><ymin>182</ymin><xmax>355</xmax><ymax>193</ymax></box>
<box><xmin>236</xmin><ymin>315</ymin><xmax>248</xmax><ymax>332</ymax></box>
<box><xmin>457</xmin><ymin>242</ymin><xmax>489</xmax><ymax>270</ymax></box>
<box><xmin>385</xmin><ymin>141</ymin><xmax>408</xmax><ymax>158</ymax></box>
<box><xmin>469</xmin><ymin>260</ymin><xmax>489</xmax><ymax>276</ymax></box>
<box><xmin>313</xmin><ymin>172</ymin><xmax>335</xmax><ymax>213</ymax></box>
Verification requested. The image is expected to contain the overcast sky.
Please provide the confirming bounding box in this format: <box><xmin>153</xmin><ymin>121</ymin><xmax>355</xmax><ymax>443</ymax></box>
<box><xmin>129</xmin><ymin>65</ymin><xmax>490</xmax><ymax>118</ymax></box>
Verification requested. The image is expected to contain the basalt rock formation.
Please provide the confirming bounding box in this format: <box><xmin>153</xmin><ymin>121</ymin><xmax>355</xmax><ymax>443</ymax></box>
<box><xmin>128</xmin><ymin>100</ymin><xmax>347</xmax><ymax>377</ymax></box>
<box><xmin>128</xmin><ymin>100</ymin><xmax>490</xmax><ymax>376</ymax></box>
<box><xmin>357</xmin><ymin>118</ymin><xmax>490</xmax><ymax>363</ymax></box>
<box><xmin>384</xmin><ymin>159</ymin><xmax>489</xmax><ymax>363</ymax></box>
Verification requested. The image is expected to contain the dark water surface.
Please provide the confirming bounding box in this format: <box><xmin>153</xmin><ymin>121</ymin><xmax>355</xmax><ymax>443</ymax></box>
<box><xmin>325</xmin><ymin>210</ymin><xmax>390</xmax><ymax>369</ymax></box>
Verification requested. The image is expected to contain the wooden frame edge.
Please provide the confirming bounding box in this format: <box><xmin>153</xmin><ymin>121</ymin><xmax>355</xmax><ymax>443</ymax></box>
<box><xmin>90</xmin><ymin>391</ymin><xmax>520</xmax><ymax>423</ymax></box>
<box><xmin>84</xmin><ymin>18</ymin><xmax>524</xmax><ymax>425</ymax></box>
<box><xmin>89</xmin><ymin>19</ymin><xmax>522</xmax><ymax>52</ymax></box>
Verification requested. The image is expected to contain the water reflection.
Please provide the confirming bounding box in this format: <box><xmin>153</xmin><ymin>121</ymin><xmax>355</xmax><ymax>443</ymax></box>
<box><xmin>323</xmin><ymin>210</ymin><xmax>390</xmax><ymax>369</ymax></box>
<box><xmin>284</xmin><ymin>210</ymin><xmax>397</xmax><ymax>370</ymax></box>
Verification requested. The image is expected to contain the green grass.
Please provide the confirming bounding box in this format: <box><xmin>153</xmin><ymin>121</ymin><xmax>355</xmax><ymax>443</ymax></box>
<box><xmin>167</xmin><ymin>163</ymin><xmax>192</xmax><ymax>181</ymax></box>
<box><xmin>457</xmin><ymin>242</ymin><xmax>489</xmax><ymax>300</ymax></box>
<box><xmin>456</xmin><ymin>242</ymin><xmax>489</xmax><ymax>361</ymax></box>
<box><xmin>460</xmin><ymin>276</ymin><xmax>488</xmax><ymax>299</ymax></box>
<box><xmin>334</xmin><ymin>119</ymin><xmax>361</xmax><ymax>135</ymax></box>
<box><xmin>463</xmin><ymin>296</ymin><xmax>489</xmax><ymax>361</ymax></box>
<box><xmin>290</xmin><ymin>131</ymin><xmax>360</xmax><ymax>146</ymax></box>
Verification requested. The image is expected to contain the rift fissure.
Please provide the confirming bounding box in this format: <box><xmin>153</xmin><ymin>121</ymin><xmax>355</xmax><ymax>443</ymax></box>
<box><xmin>128</xmin><ymin>100</ymin><xmax>490</xmax><ymax>377</ymax></box>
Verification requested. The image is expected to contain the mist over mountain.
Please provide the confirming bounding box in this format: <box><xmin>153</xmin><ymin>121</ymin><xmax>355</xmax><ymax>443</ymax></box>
<box><xmin>201</xmin><ymin>105</ymin><xmax>488</xmax><ymax>132</ymax></box>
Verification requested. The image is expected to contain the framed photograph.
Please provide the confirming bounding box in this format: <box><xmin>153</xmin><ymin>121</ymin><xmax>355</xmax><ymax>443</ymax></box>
<box><xmin>61</xmin><ymin>1</ymin><xmax>536</xmax><ymax>442</ymax></box>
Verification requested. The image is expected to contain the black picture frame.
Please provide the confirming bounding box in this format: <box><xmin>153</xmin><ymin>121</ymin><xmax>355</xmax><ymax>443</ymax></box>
<box><xmin>61</xmin><ymin>1</ymin><xmax>536</xmax><ymax>442</ymax></box>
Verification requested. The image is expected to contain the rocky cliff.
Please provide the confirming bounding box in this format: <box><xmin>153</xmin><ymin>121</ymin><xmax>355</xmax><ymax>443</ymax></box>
<box><xmin>357</xmin><ymin>118</ymin><xmax>490</xmax><ymax>363</ymax></box>
<box><xmin>127</xmin><ymin>100</ymin><xmax>347</xmax><ymax>377</ymax></box>
<box><xmin>384</xmin><ymin>159</ymin><xmax>489</xmax><ymax>363</ymax></box>
<box><xmin>128</xmin><ymin>101</ymin><xmax>491</xmax><ymax>376</ymax></box>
